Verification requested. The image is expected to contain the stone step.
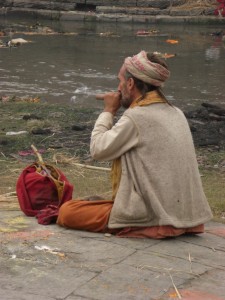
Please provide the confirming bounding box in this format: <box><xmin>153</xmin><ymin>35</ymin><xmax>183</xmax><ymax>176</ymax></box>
<box><xmin>96</xmin><ymin>5</ymin><xmax>216</xmax><ymax>16</ymax></box>
<box><xmin>0</xmin><ymin>0</ymin><xmax>75</xmax><ymax>11</ymax></box>
<box><xmin>80</xmin><ymin>0</ymin><xmax>186</xmax><ymax>8</ymax></box>
<box><xmin>0</xmin><ymin>0</ymin><xmax>218</xmax><ymax>19</ymax></box>
<box><xmin>0</xmin><ymin>0</ymin><xmax>192</xmax><ymax>11</ymax></box>
<box><xmin>96</xmin><ymin>6</ymin><xmax>164</xmax><ymax>15</ymax></box>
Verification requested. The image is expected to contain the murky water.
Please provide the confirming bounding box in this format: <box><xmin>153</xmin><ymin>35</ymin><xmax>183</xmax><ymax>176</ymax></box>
<box><xmin>0</xmin><ymin>17</ymin><xmax>224</xmax><ymax>110</ymax></box>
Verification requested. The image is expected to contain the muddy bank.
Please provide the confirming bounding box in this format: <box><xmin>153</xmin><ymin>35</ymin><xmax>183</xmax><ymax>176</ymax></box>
<box><xmin>0</xmin><ymin>101</ymin><xmax>225</xmax><ymax>167</ymax></box>
<box><xmin>0</xmin><ymin>102</ymin><xmax>99</xmax><ymax>163</ymax></box>
<box><xmin>185</xmin><ymin>102</ymin><xmax>225</xmax><ymax>149</ymax></box>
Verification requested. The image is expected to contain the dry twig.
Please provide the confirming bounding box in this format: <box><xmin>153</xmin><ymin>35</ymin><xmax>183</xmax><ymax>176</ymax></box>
<box><xmin>188</xmin><ymin>252</ymin><xmax>193</xmax><ymax>274</ymax></box>
<box><xmin>73</xmin><ymin>163</ymin><xmax>111</xmax><ymax>172</ymax></box>
<box><xmin>0</xmin><ymin>191</ymin><xmax>17</xmax><ymax>197</ymax></box>
<box><xmin>52</xmin><ymin>153</ymin><xmax>111</xmax><ymax>171</ymax></box>
<box><xmin>168</xmin><ymin>272</ymin><xmax>182</xmax><ymax>299</ymax></box>
<box><xmin>1</xmin><ymin>152</ymin><xmax>6</xmax><ymax>158</ymax></box>
<box><xmin>138</xmin><ymin>264</ymin><xmax>199</xmax><ymax>277</ymax></box>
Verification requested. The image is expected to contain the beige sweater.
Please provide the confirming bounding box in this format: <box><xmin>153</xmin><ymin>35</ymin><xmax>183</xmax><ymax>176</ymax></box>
<box><xmin>90</xmin><ymin>103</ymin><xmax>213</xmax><ymax>229</ymax></box>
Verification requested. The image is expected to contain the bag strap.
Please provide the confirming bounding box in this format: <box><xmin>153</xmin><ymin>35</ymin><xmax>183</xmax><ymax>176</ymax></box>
<box><xmin>31</xmin><ymin>144</ymin><xmax>64</xmax><ymax>202</ymax></box>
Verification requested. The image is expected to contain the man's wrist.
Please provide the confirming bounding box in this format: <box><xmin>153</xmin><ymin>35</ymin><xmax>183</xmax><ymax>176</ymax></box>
<box><xmin>103</xmin><ymin>108</ymin><xmax>117</xmax><ymax>115</ymax></box>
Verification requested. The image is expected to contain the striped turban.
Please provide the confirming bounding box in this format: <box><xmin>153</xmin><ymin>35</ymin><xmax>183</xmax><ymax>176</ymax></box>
<box><xmin>124</xmin><ymin>50</ymin><xmax>170</xmax><ymax>87</ymax></box>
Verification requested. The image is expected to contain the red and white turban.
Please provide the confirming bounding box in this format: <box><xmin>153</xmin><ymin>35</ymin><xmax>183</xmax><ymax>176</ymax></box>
<box><xmin>124</xmin><ymin>50</ymin><xmax>170</xmax><ymax>87</ymax></box>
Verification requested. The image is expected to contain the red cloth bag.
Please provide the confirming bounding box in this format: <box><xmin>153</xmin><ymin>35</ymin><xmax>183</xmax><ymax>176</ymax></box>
<box><xmin>16</xmin><ymin>163</ymin><xmax>73</xmax><ymax>224</ymax></box>
<box><xmin>215</xmin><ymin>0</ymin><xmax>225</xmax><ymax>17</ymax></box>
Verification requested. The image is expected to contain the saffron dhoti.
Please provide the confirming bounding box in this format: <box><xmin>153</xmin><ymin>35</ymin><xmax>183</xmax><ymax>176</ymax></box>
<box><xmin>57</xmin><ymin>199</ymin><xmax>204</xmax><ymax>238</ymax></box>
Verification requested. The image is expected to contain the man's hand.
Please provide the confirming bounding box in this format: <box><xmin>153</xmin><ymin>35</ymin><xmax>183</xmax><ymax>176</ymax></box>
<box><xmin>96</xmin><ymin>92</ymin><xmax>121</xmax><ymax>115</ymax></box>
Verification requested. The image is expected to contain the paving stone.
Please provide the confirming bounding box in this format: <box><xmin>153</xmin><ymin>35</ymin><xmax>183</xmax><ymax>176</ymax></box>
<box><xmin>143</xmin><ymin>237</ymin><xmax>225</xmax><ymax>270</ymax></box>
<box><xmin>74</xmin><ymin>263</ymin><xmax>184</xmax><ymax>299</ymax></box>
<box><xmin>121</xmin><ymin>244</ymin><xmax>212</xmax><ymax>280</ymax></box>
<box><xmin>0</xmin><ymin>210</ymin><xmax>225</xmax><ymax>299</ymax></box>
<box><xmin>162</xmin><ymin>269</ymin><xmax>225</xmax><ymax>300</ymax></box>
<box><xmin>180</xmin><ymin>269</ymin><xmax>225</xmax><ymax>299</ymax></box>
<box><xmin>179</xmin><ymin>232</ymin><xmax>225</xmax><ymax>251</ymax></box>
<box><xmin>0</xmin><ymin>258</ymin><xmax>96</xmax><ymax>299</ymax></box>
<box><xmin>0</xmin><ymin>291</ymin><xmax>55</xmax><ymax>300</ymax></box>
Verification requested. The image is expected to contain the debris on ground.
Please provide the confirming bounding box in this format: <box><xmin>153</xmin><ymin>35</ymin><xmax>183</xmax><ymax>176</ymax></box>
<box><xmin>166</xmin><ymin>39</ymin><xmax>179</xmax><ymax>44</ymax></box>
<box><xmin>0</xmin><ymin>95</ymin><xmax>40</xmax><ymax>103</ymax></box>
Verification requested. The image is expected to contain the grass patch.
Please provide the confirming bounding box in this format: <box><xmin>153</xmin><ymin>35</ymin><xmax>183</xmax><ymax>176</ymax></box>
<box><xmin>0</xmin><ymin>102</ymin><xmax>99</xmax><ymax>158</ymax></box>
<box><xmin>197</xmin><ymin>148</ymin><xmax>225</xmax><ymax>222</ymax></box>
<box><xmin>201</xmin><ymin>169</ymin><xmax>225</xmax><ymax>222</ymax></box>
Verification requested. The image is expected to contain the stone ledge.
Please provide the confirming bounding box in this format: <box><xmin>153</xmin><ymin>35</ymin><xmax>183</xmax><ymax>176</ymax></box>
<box><xmin>84</xmin><ymin>0</ymin><xmax>187</xmax><ymax>8</ymax></box>
<box><xmin>0</xmin><ymin>0</ymin><xmax>217</xmax><ymax>13</ymax></box>
<box><xmin>0</xmin><ymin>7</ymin><xmax>225</xmax><ymax>24</ymax></box>
<box><xmin>11</xmin><ymin>0</ymin><xmax>75</xmax><ymax>11</ymax></box>
<box><xmin>96</xmin><ymin>6</ymin><xmax>164</xmax><ymax>15</ymax></box>
<box><xmin>96</xmin><ymin>5</ymin><xmax>216</xmax><ymax>16</ymax></box>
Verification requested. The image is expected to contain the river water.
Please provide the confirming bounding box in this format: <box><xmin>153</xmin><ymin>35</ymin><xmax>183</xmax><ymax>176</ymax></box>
<box><xmin>0</xmin><ymin>17</ymin><xmax>224</xmax><ymax>111</ymax></box>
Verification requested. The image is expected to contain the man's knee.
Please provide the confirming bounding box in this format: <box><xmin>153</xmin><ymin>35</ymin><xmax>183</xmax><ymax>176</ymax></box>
<box><xmin>57</xmin><ymin>200</ymin><xmax>73</xmax><ymax>226</ymax></box>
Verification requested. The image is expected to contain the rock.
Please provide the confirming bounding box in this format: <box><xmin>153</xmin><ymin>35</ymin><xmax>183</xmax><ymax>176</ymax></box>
<box><xmin>208</xmin><ymin>113</ymin><xmax>225</xmax><ymax>121</ymax></box>
<box><xmin>184</xmin><ymin>107</ymin><xmax>209</xmax><ymax>120</ymax></box>
<box><xmin>0</xmin><ymin>138</ymin><xmax>8</xmax><ymax>145</ymax></box>
<box><xmin>189</xmin><ymin>125</ymin><xmax>197</xmax><ymax>132</ymax></box>
<box><xmin>201</xmin><ymin>103</ymin><xmax>225</xmax><ymax>116</ymax></box>
<box><xmin>198</xmin><ymin>108</ymin><xmax>211</xmax><ymax>120</ymax></box>
<box><xmin>71</xmin><ymin>124</ymin><xmax>86</xmax><ymax>131</ymax></box>
<box><xmin>202</xmin><ymin>102</ymin><xmax>225</xmax><ymax>110</ymax></box>
<box><xmin>185</xmin><ymin>103</ymin><xmax>225</xmax><ymax>149</ymax></box>
<box><xmin>104</xmin><ymin>233</ymin><xmax>112</xmax><ymax>237</ymax></box>
<box><xmin>11</xmin><ymin>38</ymin><xmax>28</xmax><ymax>44</ymax></box>
<box><xmin>197</xmin><ymin>138</ymin><xmax>221</xmax><ymax>147</ymax></box>
<box><xmin>31</xmin><ymin>128</ymin><xmax>51</xmax><ymax>134</ymax></box>
<box><xmin>23</xmin><ymin>114</ymin><xmax>41</xmax><ymax>120</ymax></box>
<box><xmin>207</xmin><ymin>108</ymin><xmax>225</xmax><ymax>117</ymax></box>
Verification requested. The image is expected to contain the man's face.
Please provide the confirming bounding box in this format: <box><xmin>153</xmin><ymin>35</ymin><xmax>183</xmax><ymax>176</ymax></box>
<box><xmin>117</xmin><ymin>65</ymin><xmax>133</xmax><ymax>109</ymax></box>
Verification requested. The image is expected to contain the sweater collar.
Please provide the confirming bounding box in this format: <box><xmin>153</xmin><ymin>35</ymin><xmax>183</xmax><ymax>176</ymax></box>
<box><xmin>130</xmin><ymin>90</ymin><xmax>165</xmax><ymax>108</ymax></box>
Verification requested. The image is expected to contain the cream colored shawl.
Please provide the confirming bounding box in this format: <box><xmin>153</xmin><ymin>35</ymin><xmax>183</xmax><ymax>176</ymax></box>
<box><xmin>111</xmin><ymin>90</ymin><xmax>166</xmax><ymax>200</ymax></box>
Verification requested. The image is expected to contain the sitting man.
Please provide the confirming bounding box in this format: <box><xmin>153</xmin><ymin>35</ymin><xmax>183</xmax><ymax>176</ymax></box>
<box><xmin>57</xmin><ymin>50</ymin><xmax>213</xmax><ymax>238</ymax></box>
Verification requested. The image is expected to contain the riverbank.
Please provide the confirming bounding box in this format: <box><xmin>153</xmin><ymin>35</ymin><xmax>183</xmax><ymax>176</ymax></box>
<box><xmin>0</xmin><ymin>101</ymin><xmax>224</xmax><ymax>222</ymax></box>
<box><xmin>1</xmin><ymin>9</ymin><xmax>225</xmax><ymax>25</ymax></box>
<box><xmin>0</xmin><ymin>0</ymin><xmax>225</xmax><ymax>24</ymax></box>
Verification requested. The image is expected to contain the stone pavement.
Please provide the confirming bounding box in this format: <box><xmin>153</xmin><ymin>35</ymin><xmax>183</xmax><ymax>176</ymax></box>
<box><xmin>1</xmin><ymin>205</ymin><xmax>225</xmax><ymax>300</ymax></box>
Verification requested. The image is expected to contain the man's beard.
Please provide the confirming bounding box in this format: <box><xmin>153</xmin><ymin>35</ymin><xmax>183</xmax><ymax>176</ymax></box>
<box><xmin>121</xmin><ymin>93</ymin><xmax>132</xmax><ymax>109</ymax></box>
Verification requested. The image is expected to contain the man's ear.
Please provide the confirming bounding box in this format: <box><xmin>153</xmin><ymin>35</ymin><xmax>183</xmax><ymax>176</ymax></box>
<box><xmin>128</xmin><ymin>77</ymin><xmax>135</xmax><ymax>89</ymax></box>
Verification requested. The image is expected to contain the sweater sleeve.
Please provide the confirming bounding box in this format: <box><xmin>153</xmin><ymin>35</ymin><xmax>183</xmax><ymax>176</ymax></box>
<box><xmin>90</xmin><ymin>112</ymin><xmax>139</xmax><ymax>161</ymax></box>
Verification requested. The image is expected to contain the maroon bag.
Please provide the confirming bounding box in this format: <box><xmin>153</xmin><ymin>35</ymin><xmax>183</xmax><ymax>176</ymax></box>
<box><xmin>16</xmin><ymin>162</ymin><xmax>73</xmax><ymax>225</ymax></box>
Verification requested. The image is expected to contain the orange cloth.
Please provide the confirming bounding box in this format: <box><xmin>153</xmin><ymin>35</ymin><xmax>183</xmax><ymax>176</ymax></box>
<box><xmin>116</xmin><ymin>224</ymin><xmax>204</xmax><ymax>239</ymax></box>
<box><xmin>57</xmin><ymin>200</ymin><xmax>114</xmax><ymax>233</ymax></box>
<box><xmin>57</xmin><ymin>199</ymin><xmax>204</xmax><ymax>238</ymax></box>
